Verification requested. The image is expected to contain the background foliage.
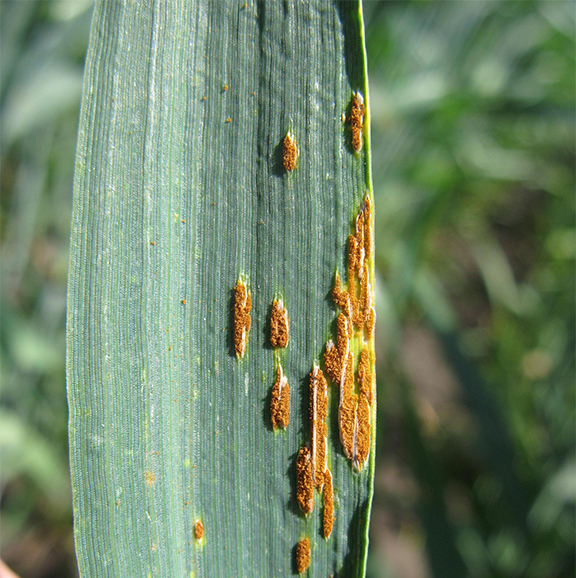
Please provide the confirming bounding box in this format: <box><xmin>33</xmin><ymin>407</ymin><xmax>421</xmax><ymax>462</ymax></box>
<box><xmin>1</xmin><ymin>1</ymin><xmax>574</xmax><ymax>577</ymax></box>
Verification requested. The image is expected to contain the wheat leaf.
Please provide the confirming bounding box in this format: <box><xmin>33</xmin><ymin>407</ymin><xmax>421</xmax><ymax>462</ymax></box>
<box><xmin>67</xmin><ymin>1</ymin><xmax>375</xmax><ymax>576</ymax></box>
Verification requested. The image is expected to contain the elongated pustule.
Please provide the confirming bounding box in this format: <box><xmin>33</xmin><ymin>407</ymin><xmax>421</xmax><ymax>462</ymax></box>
<box><xmin>323</xmin><ymin>469</ymin><xmax>334</xmax><ymax>539</ymax></box>
<box><xmin>283</xmin><ymin>132</ymin><xmax>299</xmax><ymax>172</ymax></box>
<box><xmin>296</xmin><ymin>446</ymin><xmax>314</xmax><ymax>515</ymax></box>
<box><xmin>309</xmin><ymin>365</ymin><xmax>328</xmax><ymax>488</ymax></box>
<box><xmin>350</xmin><ymin>91</ymin><xmax>365</xmax><ymax>152</ymax></box>
<box><xmin>338</xmin><ymin>352</ymin><xmax>356</xmax><ymax>460</ymax></box>
<box><xmin>233</xmin><ymin>279</ymin><xmax>251</xmax><ymax>358</ymax></box>
<box><xmin>270</xmin><ymin>299</ymin><xmax>290</xmax><ymax>348</ymax></box>
<box><xmin>270</xmin><ymin>364</ymin><xmax>290</xmax><ymax>429</ymax></box>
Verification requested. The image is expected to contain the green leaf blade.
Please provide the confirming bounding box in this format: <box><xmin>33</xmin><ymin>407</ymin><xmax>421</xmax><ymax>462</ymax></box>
<box><xmin>67</xmin><ymin>1</ymin><xmax>374</xmax><ymax>576</ymax></box>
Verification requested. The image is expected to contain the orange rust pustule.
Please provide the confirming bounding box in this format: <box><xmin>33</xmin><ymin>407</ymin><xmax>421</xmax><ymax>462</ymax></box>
<box><xmin>336</xmin><ymin>314</ymin><xmax>351</xmax><ymax>357</ymax></box>
<box><xmin>365</xmin><ymin>307</ymin><xmax>375</xmax><ymax>339</ymax></box>
<box><xmin>339</xmin><ymin>353</ymin><xmax>356</xmax><ymax>459</ymax></box>
<box><xmin>355</xmin><ymin>279</ymin><xmax>367</xmax><ymax>329</ymax></box>
<box><xmin>339</xmin><ymin>393</ymin><xmax>357</xmax><ymax>460</ymax></box>
<box><xmin>341</xmin><ymin>352</ymin><xmax>354</xmax><ymax>398</ymax></box>
<box><xmin>194</xmin><ymin>520</ymin><xmax>204</xmax><ymax>541</ymax></box>
<box><xmin>270</xmin><ymin>365</ymin><xmax>290</xmax><ymax>429</ymax></box>
<box><xmin>350</xmin><ymin>92</ymin><xmax>365</xmax><ymax>152</ymax></box>
<box><xmin>346</xmin><ymin>252</ymin><xmax>360</xmax><ymax>326</ymax></box>
<box><xmin>233</xmin><ymin>280</ymin><xmax>251</xmax><ymax>358</ymax></box>
<box><xmin>363</xmin><ymin>195</ymin><xmax>373</xmax><ymax>260</ymax></box>
<box><xmin>296</xmin><ymin>446</ymin><xmax>314</xmax><ymax>515</ymax></box>
<box><xmin>354</xmin><ymin>395</ymin><xmax>371</xmax><ymax>470</ymax></box>
<box><xmin>323</xmin><ymin>469</ymin><xmax>334</xmax><ymax>539</ymax></box>
<box><xmin>332</xmin><ymin>273</ymin><xmax>350</xmax><ymax>313</ymax></box>
<box><xmin>295</xmin><ymin>538</ymin><xmax>311</xmax><ymax>574</ymax></box>
<box><xmin>270</xmin><ymin>299</ymin><xmax>290</xmax><ymax>348</ymax></box>
<box><xmin>357</xmin><ymin>348</ymin><xmax>373</xmax><ymax>405</ymax></box>
<box><xmin>310</xmin><ymin>367</ymin><xmax>328</xmax><ymax>488</ymax></box>
<box><xmin>359</xmin><ymin>263</ymin><xmax>371</xmax><ymax>317</ymax></box>
<box><xmin>283</xmin><ymin>133</ymin><xmax>299</xmax><ymax>172</ymax></box>
<box><xmin>323</xmin><ymin>341</ymin><xmax>341</xmax><ymax>383</ymax></box>
<box><xmin>355</xmin><ymin>211</ymin><xmax>366</xmax><ymax>274</ymax></box>
<box><xmin>348</xmin><ymin>234</ymin><xmax>358</xmax><ymax>274</ymax></box>
<box><xmin>349</xmin><ymin>286</ymin><xmax>360</xmax><ymax>327</ymax></box>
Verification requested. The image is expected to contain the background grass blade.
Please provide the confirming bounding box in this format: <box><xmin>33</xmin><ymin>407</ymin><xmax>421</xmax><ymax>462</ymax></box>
<box><xmin>67</xmin><ymin>1</ymin><xmax>374</xmax><ymax>577</ymax></box>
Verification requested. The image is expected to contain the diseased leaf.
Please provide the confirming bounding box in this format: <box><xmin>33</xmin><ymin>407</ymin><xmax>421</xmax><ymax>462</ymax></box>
<box><xmin>67</xmin><ymin>1</ymin><xmax>375</xmax><ymax>576</ymax></box>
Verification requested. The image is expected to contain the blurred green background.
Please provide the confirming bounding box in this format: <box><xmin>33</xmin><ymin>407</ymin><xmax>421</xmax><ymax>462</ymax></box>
<box><xmin>0</xmin><ymin>1</ymin><xmax>574</xmax><ymax>577</ymax></box>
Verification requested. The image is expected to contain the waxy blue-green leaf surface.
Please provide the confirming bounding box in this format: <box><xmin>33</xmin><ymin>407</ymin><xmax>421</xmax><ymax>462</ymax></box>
<box><xmin>67</xmin><ymin>1</ymin><xmax>374</xmax><ymax>576</ymax></box>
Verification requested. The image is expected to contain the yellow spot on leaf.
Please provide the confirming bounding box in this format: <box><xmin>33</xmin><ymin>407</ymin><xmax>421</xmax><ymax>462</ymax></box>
<box><xmin>144</xmin><ymin>470</ymin><xmax>156</xmax><ymax>486</ymax></box>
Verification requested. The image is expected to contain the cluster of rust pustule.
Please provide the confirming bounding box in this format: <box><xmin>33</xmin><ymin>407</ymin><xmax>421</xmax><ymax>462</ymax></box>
<box><xmin>232</xmin><ymin>98</ymin><xmax>373</xmax><ymax>572</ymax></box>
<box><xmin>294</xmin><ymin>195</ymin><xmax>375</xmax><ymax>552</ymax></box>
<box><xmin>296</xmin><ymin>364</ymin><xmax>334</xmax><ymax>539</ymax></box>
<box><xmin>269</xmin><ymin>299</ymin><xmax>291</xmax><ymax>429</ymax></box>
<box><xmin>324</xmin><ymin>194</ymin><xmax>375</xmax><ymax>472</ymax></box>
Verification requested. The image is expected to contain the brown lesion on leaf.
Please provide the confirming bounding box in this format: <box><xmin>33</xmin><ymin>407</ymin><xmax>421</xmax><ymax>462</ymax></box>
<box><xmin>349</xmin><ymin>91</ymin><xmax>365</xmax><ymax>152</ymax></box>
<box><xmin>283</xmin><ymin>132</ymin><xmax>299</xmax><ymax>172</ymax></box>
<box><xmin>233</xmin><ymin>278</ymin><xmax>251</xmax><ymax>358</ymax></box>
<box><xmin>295</xmin><ymin>538</ymin><xmax>311</xmax><ymax>574</ymax></box>
<box><xmin>270</xmin><ymin>364</ymin><xmax>290</xmax><ymax>429</ymax></box>
<box><xmin>270</xmin><ymin>299</ymin><xmax>290</xmax><ymax>348</ymax></box>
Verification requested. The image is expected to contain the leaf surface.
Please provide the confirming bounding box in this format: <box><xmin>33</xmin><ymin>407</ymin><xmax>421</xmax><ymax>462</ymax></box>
<box><xmin>67</xmin><ymin>1</ymin><xmax>374</xmax><ymax>576</ymax></box>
